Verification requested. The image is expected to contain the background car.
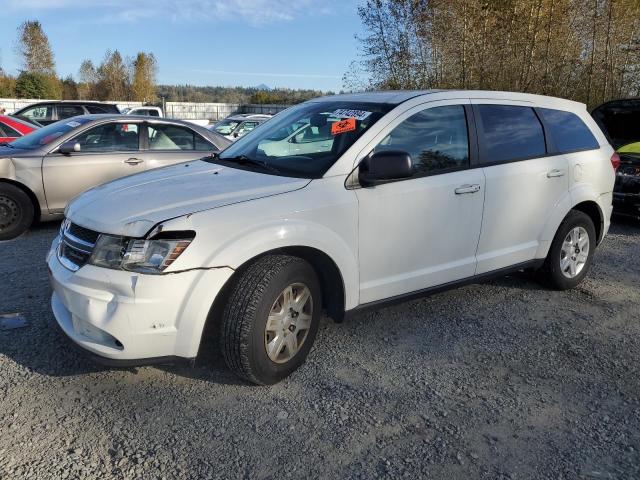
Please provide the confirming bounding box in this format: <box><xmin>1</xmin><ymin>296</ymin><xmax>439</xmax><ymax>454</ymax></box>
<box><xmin>592</xmin><ymin>99</ymin><xmax>640</xmax><ymax>218</ymax></box>
<box><xmin>121</xmin><ymin>106</ymin><xmax>163</xmax><ymax>117</ymax></box>
<box><xmin>0</xmin><ymin>115</ymin><xmax>38</xmax><ymax>143</ymax></box>
<box><xmin>0</xmin><ymin>115</ymin><xmax>230</xmax><ymax>240</ymax></box>
<box><xmin>209</xmin><ymin>114</ymin><xmax>272</xmax><ymax>141</ymax></box>
<box><xmin>12</xmin><ymin>101</ymin><xmax>121</xmax><ymax>126</ymax></box>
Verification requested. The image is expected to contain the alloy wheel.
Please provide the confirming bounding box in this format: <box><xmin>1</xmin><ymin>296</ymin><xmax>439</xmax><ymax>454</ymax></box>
<box><xmin>264</xmin><ymin>283</ymin><xmax>313</xmax><ymax>364</ymax></box>
<box><xmin>560</xmin><ymin>226</ymin><xmax>590</xmax><ymax>279</ymax></box>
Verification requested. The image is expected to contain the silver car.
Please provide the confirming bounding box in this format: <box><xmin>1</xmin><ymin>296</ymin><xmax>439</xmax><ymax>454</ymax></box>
<box><xmin>0</xmin><ymin>115</ymin><xmax>230</xmax><ymax>240</ymax></box>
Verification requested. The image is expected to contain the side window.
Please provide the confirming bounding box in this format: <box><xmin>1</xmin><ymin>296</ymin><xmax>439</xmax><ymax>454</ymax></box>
<box><xmin>148</xmin><ymin>110</ymin><xmax>160</xmax><ymax>117</ymax></box>
<box><xmin>147</xmin><ymin>124</ymin><xmax>197</xmax><ymax>150</ymax></box>
<box><xmin>57</xmin><ymin>105</ymin><xmax>85</xmax><ymax>119</ymax></box>
<box><xmin>194</xmin><ymin>134</ymin><xmax>214</xmax><ymax>151</ymax></box>
<box><xmin>73</xmin><ymin>123</ymin><xmax>140</xmax><ymax>152</ymax></box>
<box><xmin>85</xmin><ymin>105</ymin><xmax>109</xmax><ymax>114</ymax></box>
<box><xmin>374</xmin><ymin>105</ymin><xmax>470</xmax><ymax>175</ymax></box>
<box><xmin>537</xmin><ymin>108</ymin><xmax>599</xmax><ymax>153</ymax></box>
<box><xmin>21</xmin><ymin>105</ymin><xmax>53</xmax><ymax>122</ymax></box>
<box><xmin>477</xmin><ymin>105</ymin><xmax>546</xmax><ymax>163</ymax></box>
<box><xmin>0</xmin><ymin>123</ymin><xmax>20</xmax><ymax>137</ymax></box>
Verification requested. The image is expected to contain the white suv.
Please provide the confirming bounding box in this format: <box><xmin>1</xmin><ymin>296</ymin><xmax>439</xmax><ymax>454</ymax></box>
<box><xmin>47</xmin><ymin>91</ymin><xmax>616</xmax><ymax>384</ymax></box>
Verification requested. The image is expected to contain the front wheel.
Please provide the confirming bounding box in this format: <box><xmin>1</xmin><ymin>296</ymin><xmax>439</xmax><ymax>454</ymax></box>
<box><xmin>0</xmin><ymin>183</ymin><xmax>34</xmax><ymax>241</ymax></box>
<box><xmin>538</xmin><ymin>210</ymin><xmax>596</xmax><ymax>290</ymax></box>
<box><xmin>220</xmin><ymin>255</ymin><xmax>322</xmax><ymax>385</ymax></box>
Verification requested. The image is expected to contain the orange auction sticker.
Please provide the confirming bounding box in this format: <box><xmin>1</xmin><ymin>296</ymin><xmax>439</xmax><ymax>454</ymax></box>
<box><xmin>331</xmin><ymin>118</ymin><xmax>356</xmax><ymax>135</ymax></box>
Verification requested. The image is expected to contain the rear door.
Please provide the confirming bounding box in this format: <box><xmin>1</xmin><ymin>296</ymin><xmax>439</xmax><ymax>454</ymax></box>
<box><xmin>42</xmin><ymin>121</ymin><xmax>144</xmax><ymax>213</ymax></box>
<box><xmin>140</xmin><ymin>122</ymin><xmax>218</xmax><ymax>170</ymax></box>
<box><xmin>472</xmin><ymin>102</ymin><xmax>569</xmax><ymax>274</ymax></box>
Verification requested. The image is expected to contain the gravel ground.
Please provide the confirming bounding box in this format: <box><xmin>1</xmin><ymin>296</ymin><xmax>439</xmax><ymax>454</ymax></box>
<box><xmin>0</xmin><ymin>219</ymin><xmax>639</xmax><ymax>480</ymax></box>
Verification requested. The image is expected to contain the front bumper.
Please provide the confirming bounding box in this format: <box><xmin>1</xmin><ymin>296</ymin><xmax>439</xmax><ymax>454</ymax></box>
<box><xmin>47</xmin><ymin>236</ymin><xmax>234</xmax><ymax>363</ymax></box>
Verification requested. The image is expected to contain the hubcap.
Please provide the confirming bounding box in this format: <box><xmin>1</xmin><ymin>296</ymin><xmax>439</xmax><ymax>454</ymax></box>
<box><xmin>560</xmin><ymin>226</ymin><xmax>590</xmax><ymax>279</ymax></box>
<box><xmin>264</xmin><ymin>283</ymin><xmax>313</xmax><ymax>364</ymax></box>
<box><xmin>0</xmin><ymin>195</ymin><xmax>20</xmax><ymax>231</ymax></box>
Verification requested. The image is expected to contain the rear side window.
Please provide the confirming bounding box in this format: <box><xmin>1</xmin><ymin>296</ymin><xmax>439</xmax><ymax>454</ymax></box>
<box><xmin>147</xmin><ymin>124</ymin><xmax>212</xmax><ymax>151</ymax></box>
<box><xmin>86</xmin><ymin>105</ymin><xmax>110</xmax><ymax>114</ymax></box>
<box><xmin>538</xmin><ymin>108</ymin><xmax>599</xmax><ymax>153</ymax></box>
<box><xmin>0</xmin><ymin>123</ymin><xmax>20</xmax><ymax>137</ymax></box>
<box><xmin>57</xmin><ymin>105</ymin><xmax>85</xmax><ymax>119</ymax></box>
<box><xmin>477</xmin><ymin>105</ymin><xmax>546</xmax><ymax>164</ymax></box>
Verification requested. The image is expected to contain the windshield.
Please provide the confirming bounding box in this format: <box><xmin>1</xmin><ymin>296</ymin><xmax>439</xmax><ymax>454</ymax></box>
<box><xmin>9</xmin><ymin>117</ymin><xmax>92</xmax><ymax>149</ymax></box>
<box><xmin>216</xmin><ymin>101</ymin><xmax>392</xmax><ymax>178</ymax></box>
<box><xmin>212</xmin><ymin>119</ymin><xmax>241</xmax><ymax>135</ymax></box>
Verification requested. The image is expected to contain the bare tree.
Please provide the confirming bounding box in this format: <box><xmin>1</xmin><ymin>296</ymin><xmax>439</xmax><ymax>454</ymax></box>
<box><xmin>349</xmin><ymin>0</ymin><xmax>640</xmax><ymax>108</ymax></box>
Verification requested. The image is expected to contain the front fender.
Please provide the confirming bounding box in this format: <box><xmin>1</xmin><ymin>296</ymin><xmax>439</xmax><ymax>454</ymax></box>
<box><xmin>0</xmin><ymin>157</ymin><xmax>17</xmax><ymax>180</ymax></box>
<box><xmin>201</xmin><ymin>219</ymin><xmax>360</xmax><ymax>310</ymax></box>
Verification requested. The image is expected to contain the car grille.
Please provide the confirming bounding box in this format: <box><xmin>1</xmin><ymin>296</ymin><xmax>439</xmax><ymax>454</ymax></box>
<box><xmin>67</xmin><ymin>223</ymin><xmax>100</xmax><ymax>245</ymax></box>
<box><xmin>58</xmin><ymin>221</ymin><xmax>100</xmax><ymax>271</ymax></box>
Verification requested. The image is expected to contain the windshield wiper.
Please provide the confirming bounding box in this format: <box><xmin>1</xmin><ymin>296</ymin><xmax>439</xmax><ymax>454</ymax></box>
<box><xmin>219</xmin><ymin>155</ymin><xmax>281</xmax><ymax>174</ymax></box>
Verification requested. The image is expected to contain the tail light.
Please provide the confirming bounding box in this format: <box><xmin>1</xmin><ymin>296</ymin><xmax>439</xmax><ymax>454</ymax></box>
<box><xmin>610</xmin><ymin>152</ymin><xmax>621</xmax><ymax>172</ymax></box>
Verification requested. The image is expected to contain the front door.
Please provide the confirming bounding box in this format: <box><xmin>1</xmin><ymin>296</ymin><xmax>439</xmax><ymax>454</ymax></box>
<box><xmin>42</xmin><ymin>121</ymin><xmax>143</xmax><ymax>213</ymax></box>
<box><xmin>356</xmin><ymin>102</ymin><xmax>486</xmax><ymax>304</ymax></box>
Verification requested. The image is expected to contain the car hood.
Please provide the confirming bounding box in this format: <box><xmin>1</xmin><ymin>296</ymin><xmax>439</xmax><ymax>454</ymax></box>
<box><xmin>0</xmin><ymin>145</ymin><xmax>28</xmax><ymax>156</ymax></box>
<box><xmin>66</xmin><ymin>160</ymin><xmax>311</xmax><ymax>237</ymax></box>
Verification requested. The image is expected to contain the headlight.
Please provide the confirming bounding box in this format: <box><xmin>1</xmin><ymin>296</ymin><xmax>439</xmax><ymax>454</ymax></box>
<box><xmin>88</xmin><ymin>233</ymin><xmax>194</xmax><ymax>274</ymax></box>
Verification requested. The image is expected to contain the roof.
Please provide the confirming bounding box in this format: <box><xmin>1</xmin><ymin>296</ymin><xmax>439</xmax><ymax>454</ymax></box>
<box><xmin>312</xmin><ymin>90</ymin><xmax>446</xmax><ymax>105</ymax></box>
<box><xmin>16</xmin><ymin>100</ymin><xmax>118</xmax><ymax>106</ymax></box>
<box><xmin>310</xmin><ymin>89</ymin><xmax>587</xmax><ymax>111</ymax></box>
<box><xmin>223</xmin><ymin>114</ymin><xmax>272</xmax><ymax>121</ymax></box>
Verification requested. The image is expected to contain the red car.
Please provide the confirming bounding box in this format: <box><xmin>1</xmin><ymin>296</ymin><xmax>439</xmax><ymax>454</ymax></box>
<box><xmin>0</xmin><ymin>115</ymin><xmax>38</xmax><ymax>143</ymax></box>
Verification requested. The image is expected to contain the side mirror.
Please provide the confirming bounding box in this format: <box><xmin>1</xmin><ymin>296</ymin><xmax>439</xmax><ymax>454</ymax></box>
<box><xmin>59</xmin><ymin>140</ymin><xmax>81</xmax><ymax>155</ymax></box>
<box><xmin>233</xmin><ymin>132</ymin><xmax>239</xmax><ymax>138</ymax></box>
<box><xmin>358</xmin><ymin>150</ymin><xmax>413</xmax><ymax>187</ymax></box>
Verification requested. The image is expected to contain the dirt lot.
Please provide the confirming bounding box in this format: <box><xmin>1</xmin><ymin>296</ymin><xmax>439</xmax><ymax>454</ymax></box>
<box><xmin>0</xmin><ymin>219</ymin><xmax>639</xmax><ymax>480</ymax></box>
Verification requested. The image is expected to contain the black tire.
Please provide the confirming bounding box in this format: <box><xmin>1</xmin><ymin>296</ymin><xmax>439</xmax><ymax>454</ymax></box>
<box><xmin>220</xmin><ymin>255</ymin><xmax>322</xmax><ymax>385</ymax></box>
<box><xmin>0</xmin><ymin>183</ymin><xmax>34</xmax><ymax>241</ymax></box>
<box><xmin>538</xmin><ymin>210</ymin><xmax>596</xmax><ymax>290</ymax></box>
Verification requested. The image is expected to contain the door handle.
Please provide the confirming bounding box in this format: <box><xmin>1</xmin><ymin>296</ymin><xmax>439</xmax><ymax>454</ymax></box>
<box><xmin>125</xmin><ymin>158</ymin><xmax>144</xmax><ymax>165</ymax></box>
<box><xmin>454</xmin><ymin>184</ymin><xmax>481</xmax><ymax>195</ymax></box>
<box><xmin>546</xmin><ymin>169</ymin><xmax>565</xmax><ymax>178</ymax></box>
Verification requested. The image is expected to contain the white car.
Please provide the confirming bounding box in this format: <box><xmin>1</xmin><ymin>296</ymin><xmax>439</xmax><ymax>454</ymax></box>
<box><xmin>121</xmin><ymin>106</ymin><xmax>164</xmax><ymax>117</ymax></box>
<box><xmin>209</xmin><ymin>114</ymin><xmax>272</xmax><ymax>141</ymax></box>
<box><xmin>47</xmin><ymin>90</ymin><xmax>616</xmax><ymax>384</ymax></box>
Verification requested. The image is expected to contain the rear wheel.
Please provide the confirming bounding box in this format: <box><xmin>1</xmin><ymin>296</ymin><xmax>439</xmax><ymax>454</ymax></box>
<box><xmin>220</xmin><ymin>255</ymin><xmax>322</xmax><ymax>385</ymax></box>
<box><xmin>538</xmin><ymin>210</ymin><xmax>596</xmax><ymax>290</ymax></box>
<box><xmin>0</xmin><ymin>183</ymin><xmax>34</xmax><ymax>241</ymax></box>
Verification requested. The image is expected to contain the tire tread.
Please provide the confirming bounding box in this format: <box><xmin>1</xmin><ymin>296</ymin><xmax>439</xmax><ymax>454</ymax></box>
<box><xmin>221</xmin><ymin>255</ymin><xmax>307</xmax><ymax>384</ymax></box>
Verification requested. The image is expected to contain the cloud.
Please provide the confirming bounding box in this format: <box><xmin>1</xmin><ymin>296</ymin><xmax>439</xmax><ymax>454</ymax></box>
<box><xmin>5</xmin><ymin>0</ymin><xmax>333</xmax><ymax>25</ymax></box>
